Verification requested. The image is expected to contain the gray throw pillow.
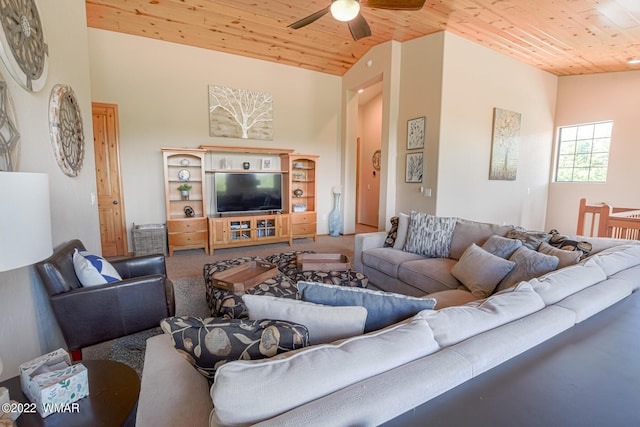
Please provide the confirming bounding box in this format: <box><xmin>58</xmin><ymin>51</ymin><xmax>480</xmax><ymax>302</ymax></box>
<box><xmin>297</xmin><ymin>281</ymin><xmax>436</xmax><ymax>333</ymax></box>
<box><xmin>495</xmin><ymin>246</ymin><xmax>559</xmax><ymax>292</ymax></box>
<box><xmin>538</xmin><ymin>241</ymin><xmax>581</xmax><ymax>269</ymax></box>
<box><xmin>451</xmin><ymin>244</ymin><xmax>516</xmax><ymax>299</ymax></box>
<box><xmin>482</xmin><ymin>235</ymin><xmax>523</xmax><ymax>259</ymax></box>
<box><xmin>404</xmin><ymin>212</ymin><xmax>457</xmax><ymax>258</ymax></box>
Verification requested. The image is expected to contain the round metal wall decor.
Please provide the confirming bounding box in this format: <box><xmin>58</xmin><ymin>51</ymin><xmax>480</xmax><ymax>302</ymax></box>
<box><xmin>0</xmin><ymin>76</ymin><xmax>20</xmax><ymax>171</ymax></box>
<box><xmin>0</xmin><ymin>0</ymin><xmax>48</xmax><ymax>91</ymax></box>
<box><xmin>49</xmin><ymin>84</ymin><xmax>84</xmax><ymax>177</ymax></box>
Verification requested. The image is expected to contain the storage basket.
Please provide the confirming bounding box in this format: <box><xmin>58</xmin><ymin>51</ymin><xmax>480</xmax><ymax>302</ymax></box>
<box><xmin>133</xmin><ymin>223</ymin><xmax>167</xmax><ymax>256</ymax></box>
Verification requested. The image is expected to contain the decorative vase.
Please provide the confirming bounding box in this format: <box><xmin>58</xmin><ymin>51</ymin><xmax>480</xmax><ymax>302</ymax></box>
<box><xmin>328</xmin><ymin>192</ymin><xmax>343</xmax><ymax>237</ymax></box>
<box><xmin>181</xmin><ymin>190</ymin><xmax>190</xmax><ymax>200</ymax></box>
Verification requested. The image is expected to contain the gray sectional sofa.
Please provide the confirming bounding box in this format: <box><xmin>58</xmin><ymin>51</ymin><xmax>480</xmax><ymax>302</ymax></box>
<box><xmin>135</xmin><ymin>218</ymin><xmax>640</xmax><ymax>427</ymax></box>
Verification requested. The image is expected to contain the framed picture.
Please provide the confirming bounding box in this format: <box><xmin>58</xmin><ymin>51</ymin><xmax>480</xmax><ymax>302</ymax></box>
<box><xmin>261</xmin><ymin>158</ymin><xmax>272</xmax><ymax>170</ymax></box>
<box><xmin>407</xmin><ymin>116</ymin><xmax>426</xmax><ymax>150</ymax></box>
<box><xmin>489</xmin><ymin>108</ymin><xmax>521</xmax><ymax>181</ymax></box>
<box><xmin>405</xmin><ymin>152</ymin><xmax>424</xmax><ymax>183</ymax></box>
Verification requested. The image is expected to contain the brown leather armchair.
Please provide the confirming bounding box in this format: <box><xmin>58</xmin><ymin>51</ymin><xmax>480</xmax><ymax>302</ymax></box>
<box><xmin>35</xmin><ymin>239</ymin><xmax>175</xmax><ymax>360</ymax></box>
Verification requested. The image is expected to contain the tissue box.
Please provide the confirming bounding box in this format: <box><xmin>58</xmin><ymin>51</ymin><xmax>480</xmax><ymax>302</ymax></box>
<box><xmin>19</xmin><ymin>349</ymin><xmax>89</xmax><ymax>417</ymax></box>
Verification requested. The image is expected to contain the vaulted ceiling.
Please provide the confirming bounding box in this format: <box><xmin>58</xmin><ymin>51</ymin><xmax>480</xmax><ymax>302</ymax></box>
<box><xmin>86</xmin><ymin>0</ymin><xmax>640</xmax><ymax>77</ymax></box>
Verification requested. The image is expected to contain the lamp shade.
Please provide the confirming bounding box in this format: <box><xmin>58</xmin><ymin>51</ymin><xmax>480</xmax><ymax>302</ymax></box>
<box><xmin>0</xmin><ymin>172</ymin><xmax>52</xmax><ymax>272</ymax></box>
<box><xmin>330</xmin><ymin>0</ymin><xmax>360</xmax><ymax>22</ymax></box>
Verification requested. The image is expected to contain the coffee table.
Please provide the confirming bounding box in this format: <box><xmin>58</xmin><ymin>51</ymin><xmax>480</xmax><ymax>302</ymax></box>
<box><xmin>204</xmin><ymin>251</ymin><xmax>368</xmax><ymax>318</ymax></box>
<box><xmin>0</xmin><ymin>360</ymin><xmax>139</xmax><ymax>427</ymax></box>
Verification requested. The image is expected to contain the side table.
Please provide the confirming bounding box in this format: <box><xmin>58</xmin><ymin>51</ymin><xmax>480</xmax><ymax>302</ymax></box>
<box><xmin>1</xmin><ymin>360</ymin><xmax>140</xmax><ymax>427</ymax></box>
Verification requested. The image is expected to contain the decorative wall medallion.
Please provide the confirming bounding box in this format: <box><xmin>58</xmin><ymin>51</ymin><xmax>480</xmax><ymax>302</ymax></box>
<box><xmin>372</xmin><ymin>149</ymin><xmax>381</xmax><ymax>171</ymax></box>
<box><xmin>49</xmin><ymin>84</ymin><xmax>84</xmax><ymax>177</ymax></box>
<box><xmin>0</xmin><ymin>78</ymin><xmax>20</xmax><ymax>171</ymax></box>
<box><xmin>0</xmin><ymin>0</ymin><xmax>48</xmax><ymax>91</ymax></box>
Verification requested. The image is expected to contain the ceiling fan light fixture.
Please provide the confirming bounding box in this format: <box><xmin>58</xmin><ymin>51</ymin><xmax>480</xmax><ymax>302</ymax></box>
<box><xmin>330</xmin><ymin>0</ymin><xmax>360</xmax><ymax>22</ymax></box>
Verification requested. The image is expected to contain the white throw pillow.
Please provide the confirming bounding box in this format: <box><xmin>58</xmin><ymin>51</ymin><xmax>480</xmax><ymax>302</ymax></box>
<box><xmin>242</xmin><ymin>294</ymin><xmax>367</xmax><ymax>345</ymax></box>
<box><xmin>72</xmin><ymin>249</ymin><xmax>122</xmax><ymax>287</ymax></box>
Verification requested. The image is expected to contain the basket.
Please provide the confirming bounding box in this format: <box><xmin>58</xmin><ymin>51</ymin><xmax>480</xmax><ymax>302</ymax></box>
<box><xmin>133</xmin><ymin>223</ymin><xmax>167</xmax><ymax>256</ymax></box>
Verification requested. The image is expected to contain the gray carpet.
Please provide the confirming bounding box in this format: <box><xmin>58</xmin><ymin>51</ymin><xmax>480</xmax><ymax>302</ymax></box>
<box><xmin>82</xmin><ymin>275</ymin><xmax>210</xmax><ymax>376</ymax></box>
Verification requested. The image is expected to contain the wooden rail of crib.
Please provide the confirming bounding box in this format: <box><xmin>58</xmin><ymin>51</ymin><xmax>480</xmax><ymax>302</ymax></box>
<box><xmin>577</xmin><ymin>198</ymin><xmax>640</xmax><ymax>240</ymax></box>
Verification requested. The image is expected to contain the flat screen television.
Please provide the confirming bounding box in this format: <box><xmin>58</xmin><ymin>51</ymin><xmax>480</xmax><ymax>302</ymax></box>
<box><xmin>215</xmin><ymin>172</ymin><xmax>283</xmax><ymax>214</ymax></box>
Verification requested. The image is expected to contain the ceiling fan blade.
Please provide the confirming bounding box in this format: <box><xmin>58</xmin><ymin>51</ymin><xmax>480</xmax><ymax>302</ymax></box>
<box><xmin>288</xmin><ymin>6</ymin><xmax>330</xmax><ymax>29</ymax></box>
<box><xmin>348</xmin><ymin>13</ymin><xmax>372</xmax><ymax>41</ymax></box>
<box><xmin>361</xmin><ymin>0</ymin><xmax>426</xmax><ymax>10</ymax></box>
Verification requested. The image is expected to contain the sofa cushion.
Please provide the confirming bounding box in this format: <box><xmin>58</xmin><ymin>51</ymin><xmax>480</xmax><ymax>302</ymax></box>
<box><xmin>383</xmin><ymin>216</ymin><xmax>399</xmax><ymax>247</ymax></box>
<box><xmin>495</xmin><ymin>246</ymin><xmax>559</xmax><ymax>292</ymax></box>
<box><xmin>427</xmin><ymin>289</ymin><xmax>479</xmax><ymax>309</ymax></box>
<box><xmin>72</xmin><ymin>249</ymin><xmax>122</xmax><ymax>286</ymax></box>
<box><xmin>505</xmin><ymin>228</ymin><xmax>551</xmax><ymax>250</ymax></box>
<box><xmin>160</xmin><ymin>317</ymin><xmax>309</xmax><ymax>380</ymax></box>
<box><xmin>297</xmin><ymin>281</ymin><xmax>436</xmax><ymax>333</ymax></box>
<box><xmin>482</xmin><ymin>235</ymin><xmax>522</xmax><ymax>259</ymax></box>
<box><xmin>210</xmin><ymin>315</ymin><xmax>440</xmax><ymax>426</ymax></box>
<box><xmin>554</xmin><ymin>278</ymin><xmax>632</xmax><ymax>323</ymax></box>
<box><xmin>529</xmin><ymin>258</ymin><xmax>607</xmax><ymax>305</ymax></box>
<box><xmin>362</xmin><ymin>247</ymin><xmax>425</xmax><ymax>278</ymax></box>
<box><xmin>404</xmin><ymin>212</ymin><xmax>457</xmax><ymax>258</ymax></box>
<box><xmin>591</xmin><ymin>243</ymin><xmax>640</xmax><ymax>276</ymax></box>
<box><xmin>450</xmin><ymin>219</ymin><xmax>514</xmax><ymax>260</ymax></box>
<box><xmin>397</xmin><ymin>258</ymin><xmax>461</xmax><ymax>294</ymax></box>
<box><xmin>538</xmin><ymin>241</ymin><xmax>581</xmax><ymax>269</ymax></box>
<box><xmin>242</xmin><ymin>294</ymin><xmax>367</xmax><ymax>345</ymax></box>
<box><xmin>393</xmin><ymin>212</ymin><xmax>411</xmax><ymax>250</ymax></box>
<box><xmin>419</xmin><ymin>282</ymin><xmax>546</xmax><ymax>347</ymax></box>
<box><xmin>451</xmin><ymin>244</ymin><xmax>516</xmax><ymax>298</ymax></box>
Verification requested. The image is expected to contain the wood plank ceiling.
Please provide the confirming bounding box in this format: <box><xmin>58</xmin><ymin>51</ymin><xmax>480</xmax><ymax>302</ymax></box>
<box><xmin>86</xmin><ymin>0</ymin><xmax>640</xmax><ymax>77</ymax></box>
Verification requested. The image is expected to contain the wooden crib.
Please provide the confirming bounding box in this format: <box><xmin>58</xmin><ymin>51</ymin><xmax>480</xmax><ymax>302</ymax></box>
<box><xmin>577</xmin><ymin>198</ymin><xmax>640</xmax><ymax>239</ymax></box>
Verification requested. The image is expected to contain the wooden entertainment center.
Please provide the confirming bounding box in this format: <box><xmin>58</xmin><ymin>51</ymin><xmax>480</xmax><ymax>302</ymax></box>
<box><xmin>162</xmin><ymin>145</ymin><xmax>318</xmax><ymax>255</ymax></box>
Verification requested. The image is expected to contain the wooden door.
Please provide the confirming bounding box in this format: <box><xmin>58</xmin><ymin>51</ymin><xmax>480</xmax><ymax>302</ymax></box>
<box><xmin>92</xmin><ymin>103</ymin><xmax>128</xmax><ymax>256</ymax></box>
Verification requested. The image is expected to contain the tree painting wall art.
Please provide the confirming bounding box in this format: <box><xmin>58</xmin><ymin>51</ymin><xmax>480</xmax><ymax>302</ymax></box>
<box><xmin>405</xmin><ymin>152</ymin><xmax>424</xmax><ymax>183</ymax></box>
<box><xmin>208</xmin><ymin>85</ymin><xmax>273</xmax><ymax>140</ymax></box>
<box><xmin>489</xmin><ymin>108</ymin><xmax>521</xmax><ymax>181</ymax></box>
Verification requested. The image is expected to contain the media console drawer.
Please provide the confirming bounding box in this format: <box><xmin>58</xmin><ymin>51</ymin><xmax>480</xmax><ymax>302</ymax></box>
<box><xmin>291</xmin><ymin>213</ymin><xmax>316</xmax><ymax>224</ymax></box>
<box><xmin>167</xmin><ymin>218</ymin><xmax>208</xmax><ymax>233</ymax></box>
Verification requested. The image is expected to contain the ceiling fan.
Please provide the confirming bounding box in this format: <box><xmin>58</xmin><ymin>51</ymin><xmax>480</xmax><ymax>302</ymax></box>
<box><xmin>288</xmin><ymin>0</ymin><xmax>427</xmax><ymax>41</ymax></box>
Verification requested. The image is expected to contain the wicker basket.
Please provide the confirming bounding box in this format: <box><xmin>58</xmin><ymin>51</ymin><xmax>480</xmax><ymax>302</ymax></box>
<box><xmin>133</xmin><ymin>223</ymin><xmax>167</xmax><ymax>256</ymax></box>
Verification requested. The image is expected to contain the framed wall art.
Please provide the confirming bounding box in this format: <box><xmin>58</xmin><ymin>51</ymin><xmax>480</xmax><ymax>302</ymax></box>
<box><xmin>208</xmin><ymin>85</ymin><xmax>273</xmax><ymax>140</ymax></box>
<box><xmin>489</xmin><ymin>107</ymin><xmax>521</xmax><ymax>181</ymax></box>
<box><xmin>407</xmin><ymin>116</ymin><xmax>425</xmax><ymax>150</ymax></box>
<box><xmin>405</xmin><ymin>152</ymin><xmax>424</xmax><ymax>183</ymax></box>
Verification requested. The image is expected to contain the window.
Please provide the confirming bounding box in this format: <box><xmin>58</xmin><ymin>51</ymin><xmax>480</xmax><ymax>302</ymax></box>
<box><xmin>555</xmin><ymin>121</ymin><xmax>613</xmax><ymax>182</ymax></box>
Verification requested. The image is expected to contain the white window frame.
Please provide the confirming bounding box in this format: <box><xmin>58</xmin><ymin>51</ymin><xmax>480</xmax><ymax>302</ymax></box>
<box><xmin>554</xmin><ymin>120</ymin><xmax>613</xmax><ymax>183</ymax></box>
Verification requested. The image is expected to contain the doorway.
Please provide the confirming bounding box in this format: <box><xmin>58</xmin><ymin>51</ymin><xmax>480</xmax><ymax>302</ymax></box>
<box><xmin>356</xmin><ymin>83</ymin><xmax>383</xmax><ymax>230</ymax></box>
<box><xmin>92</xmin><ymin>103</ymin><xmax>128</xmax><ymax>256</ymax></box>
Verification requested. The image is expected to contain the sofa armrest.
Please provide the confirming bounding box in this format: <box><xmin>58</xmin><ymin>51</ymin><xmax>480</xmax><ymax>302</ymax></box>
<box><xmin>111</xmin><ymin>254</ymin><xmax>167</xmax><ymax>279</ymax></box>
<box><xmin>137</xmin><ymin>334</ymin><xmax>212</xmax><ymax>427</ymax></box>
<box><xmin>354</xmin><ymin>231</ymin><xmax>388</xmax><ymax>272</ymax></box>
<box><xmin>49</xmin><ymin>276</ymin><xmax>170</xmax><ymax>351</ymax></box>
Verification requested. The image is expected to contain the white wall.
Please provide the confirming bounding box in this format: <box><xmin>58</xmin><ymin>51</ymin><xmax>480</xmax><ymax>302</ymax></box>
<box><xmin>546</xmin><ymin>70</ymin><xmax>640</xmax><ymax>234</ymax></box>
<box><xmin>0</xmin><ymin>0</ymin><xmax>100</xmax><ymax>381</ymax></box>
<box><xmin>437</xmin><ymin>33</ymin><xmax>558</xmax><ymax>229</ymax></box>
<box><xmin>88</xmin><ymin>29</ymin><xmax>342</xmax><ymax>241</ymax></box>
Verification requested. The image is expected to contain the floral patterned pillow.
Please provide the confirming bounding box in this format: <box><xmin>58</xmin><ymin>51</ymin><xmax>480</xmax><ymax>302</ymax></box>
<box><xmin>160</xmin><ymin>317</ymin><xmax>310</xmax><ymax>381</ymax></box>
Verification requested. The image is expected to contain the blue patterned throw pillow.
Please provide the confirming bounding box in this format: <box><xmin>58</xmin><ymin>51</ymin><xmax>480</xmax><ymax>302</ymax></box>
<box><xmin>72</xmin><ymin>249</ymin><xmax>122</xmax><ymax>286</ymax></box>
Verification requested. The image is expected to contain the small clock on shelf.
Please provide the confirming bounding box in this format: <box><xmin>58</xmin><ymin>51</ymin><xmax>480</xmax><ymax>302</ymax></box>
<box><xmin>178</xmin><ymin>169</ymin><xmax>190</xmax><ymax>181</ymax></box>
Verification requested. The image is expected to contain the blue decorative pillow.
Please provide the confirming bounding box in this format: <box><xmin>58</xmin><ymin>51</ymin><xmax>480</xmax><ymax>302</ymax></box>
<box><xmin>297</xmin><ymin>281</ymin><xmax>437</xmax><ymax>333</ymax></box>
<box><xmin>72</xmin><ymin>249</ymin><xmax>122</xmax><ymax>286</ymax></box>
